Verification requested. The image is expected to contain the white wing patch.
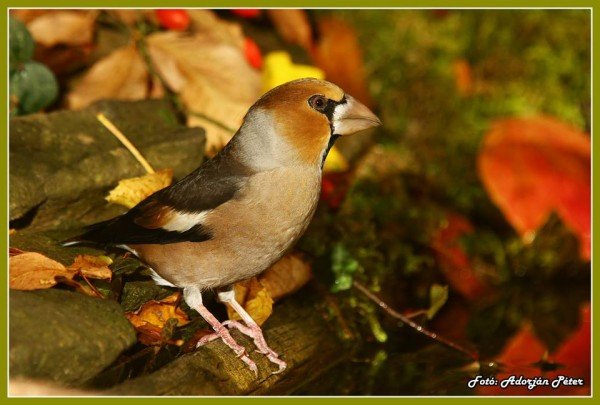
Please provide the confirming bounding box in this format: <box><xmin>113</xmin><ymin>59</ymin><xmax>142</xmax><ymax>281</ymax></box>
<box><xmin>162</xmin><ymin>211</ymin><xmax>209</xmax><ymax>233</ymax></box>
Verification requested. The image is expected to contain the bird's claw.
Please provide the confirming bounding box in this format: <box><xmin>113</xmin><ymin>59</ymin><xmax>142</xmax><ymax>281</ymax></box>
<box><xmin>222</xmin><ymin>320</ymin><xmax>287</xmax><ymax>374</ymax></box>
<box><xmin>196</xmin><ymin>325</ymin><xmax>258</xmax><ymax>376</ymax></box>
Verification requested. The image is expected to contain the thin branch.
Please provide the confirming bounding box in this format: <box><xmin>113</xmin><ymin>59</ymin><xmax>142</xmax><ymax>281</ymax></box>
<box><xmin>96</xmin><ymin>113</ymin><xmax>155</xmax><ymax>174</ymax></box>
<box><xmin>352</xmin><ymin>280</ymin><xmax>479</xmax><ymax>361</ymax></box>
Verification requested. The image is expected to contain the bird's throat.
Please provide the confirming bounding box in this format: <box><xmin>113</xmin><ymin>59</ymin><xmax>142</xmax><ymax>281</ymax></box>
<box><xmin>321</xmin><ymin>134</ymin><xmax>341</xmax><ymax>168</ymax></box>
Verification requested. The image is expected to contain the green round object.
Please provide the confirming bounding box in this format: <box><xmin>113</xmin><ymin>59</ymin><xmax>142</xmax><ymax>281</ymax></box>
<box><xmin>10</xmin><ymin>62</ymin><xmax>59</xmax><ymax>116</ymax></box>
<box><xmin>9</xmin><ymin>17</ymin><xmax>35</xmax><ymax>73</ymax></box>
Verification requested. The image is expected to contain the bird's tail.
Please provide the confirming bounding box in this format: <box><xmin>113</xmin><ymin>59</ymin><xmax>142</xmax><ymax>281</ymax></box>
<box><xmin>60</xmin><ymin>217</ymin><xmax>120</xmax><ymax>247</ymax></box>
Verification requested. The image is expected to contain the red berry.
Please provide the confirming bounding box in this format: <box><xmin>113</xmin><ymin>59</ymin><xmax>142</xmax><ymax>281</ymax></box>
<box><xmin>231</xmin><ymin>9</ymin><xmax>261</xmax><ymax>18</ymax></box>
<box><xmin>244</xmin><ymin>37</ymin><xmax>263</xmax><ymax>69</ymax></box>
<box><xmin>156</xmin><ymin>9</ymin><xmax>191</xmax><ymax>31</ymax></box>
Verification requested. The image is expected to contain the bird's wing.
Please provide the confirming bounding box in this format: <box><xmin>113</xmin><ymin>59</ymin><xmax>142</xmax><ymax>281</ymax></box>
<box><xmin>64</xmin><ymin>150</ymin><xmax>251</xmax><ymax>246</ymax></box>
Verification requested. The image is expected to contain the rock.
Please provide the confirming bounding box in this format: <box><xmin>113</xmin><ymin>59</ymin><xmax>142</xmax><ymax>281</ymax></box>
<box><xmin>105</xmin><ymin>285</ymin><xmax>347</xmax><ymax>395</ymax></box>
<box><xmin>9</xmin><ymin>289</ymin><xmax>137</xmax><ymax>387</ymax></box>
<box><xmin>9</xmin><ymin>98</ymin><xmax>205</xmax><ymax>227</ymax></box>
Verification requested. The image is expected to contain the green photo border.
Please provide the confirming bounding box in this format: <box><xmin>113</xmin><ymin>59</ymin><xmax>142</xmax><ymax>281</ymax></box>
<box><xmin>1</xmin><ymin>1</ymin><xmax>596</xmax><ymax>401</ymax></box>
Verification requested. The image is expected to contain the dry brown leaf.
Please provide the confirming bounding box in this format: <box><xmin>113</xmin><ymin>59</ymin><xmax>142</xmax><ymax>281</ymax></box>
<box><xmin>126</xmin><ymin>292</ymin><xmax>189</xmax><ymax>330</ymax></box>
<box><xmin>67</xmin><ymin>44</ymin><xmax>159</xmax><ymax>110</ymax></box>
<box><xmin>26</xmin><ymin>11</ymin><xmax>98</xmax><ymax>47</ymax></box>
<box><xmin>259</xmin><ymin>253</ymin><xmax>312</xmax><ymax>301</ymax></box>
<box><xmin>311</xmin><ymin>17</ymin><xmax>374</xmax><ymax>109</ymax></box>
<box><xmin>267</xmin><ymin>10</ymin><xmax>313</xmax><ymax>50</ymax></box>
<box><xmin>67</xmin><ymin>255</ymin><xmax>113</xmax><ymax>280</ymax></box>
<box><xmin>106</xmin><ymin>168</ymin><xmax>173</xmax><ymax>209</ymax></box>
<box><xmin>227</xmin><ymin>278</ymin><xmax>273</xmax><ymax>326</ymax></box>
<box><xmin>187</xmin><ymin>10</ymin><xmax>244</xmax><ymax>48</ymax></box>
<box><xmin>9</xmin><ymin>252</ymin><xmax>76</xmax><ymax>290</ymax></box>
<box><xmin>146</xmin><ymin>32</ymin><xmax>261</xmax><ymax>153</ymax></box>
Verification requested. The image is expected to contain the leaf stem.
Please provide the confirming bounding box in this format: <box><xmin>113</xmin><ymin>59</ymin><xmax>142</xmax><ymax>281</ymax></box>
<box><xmin>352</xmin><ymin>280</ymin><xmax>479</xmax><ymax>361</ymax></box>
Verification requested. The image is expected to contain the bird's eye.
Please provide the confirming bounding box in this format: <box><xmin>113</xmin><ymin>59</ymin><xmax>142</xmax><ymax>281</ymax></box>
<box><xmin>308</xmin><ymin>95</ymin><xmax>327</xmax><ymax>112</ymax></box>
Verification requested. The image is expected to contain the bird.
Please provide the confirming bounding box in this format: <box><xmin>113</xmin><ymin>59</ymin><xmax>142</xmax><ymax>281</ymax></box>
<box><xmin>63</xmin><ymin>78</ymin><xmax>381</xmax><ymax>375</ymax></box>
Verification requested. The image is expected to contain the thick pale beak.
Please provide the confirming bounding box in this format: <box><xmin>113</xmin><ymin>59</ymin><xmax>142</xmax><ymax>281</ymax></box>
<box><xmin>332</xmin><ymin>95</ymin><xmax>381</xmax><ymax>135</ymax></box>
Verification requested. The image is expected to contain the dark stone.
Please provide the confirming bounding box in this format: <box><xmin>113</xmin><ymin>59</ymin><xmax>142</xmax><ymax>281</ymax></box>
<box><xmin>9</xmin><ymin>289</ymin><xmax>137</xmax><ymax>387</ymax></box>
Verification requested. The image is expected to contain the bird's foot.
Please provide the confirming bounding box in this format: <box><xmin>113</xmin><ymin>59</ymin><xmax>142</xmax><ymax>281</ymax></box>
<box><xmin>196</xmin><ymin>324</ymin><xmax>258</xmax><ymax>376</ymax></box>
<box><xmin>223</xmin><ymin>320</ymin><xmax>287</xmax><ymax>374</ymax></box>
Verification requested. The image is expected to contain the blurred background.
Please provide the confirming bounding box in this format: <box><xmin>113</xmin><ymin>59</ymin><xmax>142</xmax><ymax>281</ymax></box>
<box><xmin>9</xmin><ymin>9</ymin><xmax>590</xmax><ymax>396</ymax></box>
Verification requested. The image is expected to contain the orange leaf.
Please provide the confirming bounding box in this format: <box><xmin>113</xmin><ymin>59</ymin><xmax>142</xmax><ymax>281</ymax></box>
<box><xmin>453</xmin><ymin>59</ymin><xmax>473</xmax><ymax>96</ymax></box>
<box><xmin>267</xmin><ymin>10</ymin><xmax>313</xmax><ymax>50</ymax></box>
<box><xmin>311</xmin><ymin>17</ymin><xmax>374</xmax><ymax>109</ymax></box>
<box><xmin>478</xmin><ymin>117</ymin><xmax>590</xmax><ymax>260</ymax></box>
<box><xmin>67</xmin><ymin>255</ymin><xmax>113</xmax><ymax>280</ymax></box>
<box><xmin>259</xmin><ymin>253</ymin><xmax>312</xmax><ymax>301</ymax></box>
<box><xmin>9</xmin><ymin>252</ymin><xmax>76</xmax><ymax>290</ymax></box>
<box><xmin>126</xmin><ymin>292</ymin><xmax>189</xmax><ymax>331</ymax></box>
<box><xmin>227</xmin><ymin>278</ymin><xmax>273</xmax><ymax>326</ymax></box>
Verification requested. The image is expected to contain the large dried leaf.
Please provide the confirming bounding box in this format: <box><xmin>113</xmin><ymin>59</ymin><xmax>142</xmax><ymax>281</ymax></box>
<box><xmin>67</xmin><ymin>44</ymin><xmax>160</xmax><ymax>110</ymax></box>
<box><xmin>106</xmin><ymin>169</ymin><xmax>173</xmax><ymax>209</ymax></box>
<box><xmin>26</xmin><ymin>11</ymin><xmax>97</xmax><ymax>47</ymax></box>
<box><xmin>146</xmin><ymin>32</ymin><xmax>261</xmax><ymax>153</ymax></box>
<box><xmin>9</xmin><ymin>251</ymin><xmax>75</xmax><ymax>290</ymax></box>
<box><xmin>267</xmin><ymin>10</ymin><xmax>313</xmax><ymax>50</ymax></box>
<box><xmin>227</xmin><ymin>278</ymin><xmax>273</xmax><ymax>326</ymax></box>
<box><xmin>187</xmin><ymin>10</ymin><xmax>244</xmax><ymax>48</ymax></box>
<box><xmin>258</xmin><ymin>253</ymin><xmax>312</xmax><ymax>301</ymax></box>
<box><xmin>478</xmin><ymin>117</ymin><xmax>591</xmax><ymax>260</ymax></box>
<box><xmin>67</xmin><ymin>255</ymin><xmax>113</xmax><ymax>280</ymax></box>
<box><xmin>311</xmin><ymin>17</ymin><xmax>373</xmax><ymax>108</ymax></box>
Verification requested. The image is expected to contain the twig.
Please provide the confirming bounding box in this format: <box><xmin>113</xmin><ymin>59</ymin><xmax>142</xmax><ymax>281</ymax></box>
<box><xmin>96</xmin><ymin>113</ymin><xmax>155</xmax><ymax>174</ymax></box>
<box><xmin>352</xmin><ymin>280</ymin><xmax>479</xmax><ymax>361</ymax></box>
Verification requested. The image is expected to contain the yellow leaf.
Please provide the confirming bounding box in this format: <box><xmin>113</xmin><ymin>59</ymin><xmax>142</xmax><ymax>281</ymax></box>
<box><xmin>227</xmin><ymin>278</ymin><xmax>273</xmax><ymax>326</ymax></box>
<box><xmin>259</xmin><ymin>253</ymin><xmax>312</xmax><ymax>301</ymax></box>
<box><xmin>323</xmin><ymin>146</ymin><xmax>349</xmax><ymax>173</ymax></box>
<box><xmin>262</xmin><ymin>51</ymin><xmax>325</xmax><ymax>93</ymax></box>
<box><xmin>67</xmin><ymin>255</ymin><xmax>113</xmax><ymax>280</ymax></box>
<box><xmin>9</xmin><ymin>252</ymin><xmax>75</xmax><ymax>290</ymax></box>
<box><xmin>106</xmin><ymin>169</ymin><xmax>173</xmax><ymax>208</ymax></box>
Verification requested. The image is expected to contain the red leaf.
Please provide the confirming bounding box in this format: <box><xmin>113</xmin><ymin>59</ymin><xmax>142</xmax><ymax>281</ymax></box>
<box><xmin>478</xmin><ymin>117</ymin><xmax>590</xmax><ymax>260</ymax></box>
<box><xmin>430</xmin><ymin>214</ymin><xmax>489</xmax><ymax>301</ymax></box>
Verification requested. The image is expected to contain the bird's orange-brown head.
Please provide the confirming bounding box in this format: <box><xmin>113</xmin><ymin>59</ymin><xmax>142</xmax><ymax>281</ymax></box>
<box><xmin>233</xmin><ymin>78</ymin><xmax>381</xmax><ymax>169</ymax></box>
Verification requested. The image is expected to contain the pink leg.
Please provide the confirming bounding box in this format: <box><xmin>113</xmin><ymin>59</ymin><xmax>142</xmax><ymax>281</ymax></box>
<box><xmin>184</xmin><ymin>287</ymin><xmax>257</xmax><ymax>376</ymax></box>
<box><xmin>218</xmin><ymin>290</ymin><xmax>287</xmax><ymax>374</ymax></box>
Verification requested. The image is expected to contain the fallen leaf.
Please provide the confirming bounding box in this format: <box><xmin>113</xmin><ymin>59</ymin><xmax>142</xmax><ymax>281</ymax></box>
<box><xmin>311</xmin><ymin>17</ymin><xmax>374</xmax><ymax>108</ymax></box>
<box><xmin>426</xmin><ymin>284</ymin><xmax>448</xmax><ymax>319</ymax></box>
<box><xmin>146</xmin><ymin>31</ymin><xmax>261</xmax><ymax>154</ymax></box>
<box><xmin>26</xmin><ymin>11</ymin><xmax>97</xmax><ymax>47</ymax></box>
<box><xmin>453</xmin><ymin>59</ymin><xmax>473</xmax><ymax>96</ymax></box>
<box><xmin>106</xmin><ymin>168</ymin><xmax>173</xmax><ymax>208</ymax></box>
<box><xmin>126</xmin><ymin>292</ymin><xmax>189</xmax><ymax>346</ymax></box>
<box><xmin>227</xmin><ymin>278</ymin><xmax>273</xmax><ymax>326</ymax></box>
<box><xmin>67</xmin><ymin>44</ymin><xmax>161</xmax><ymax>110</ymax></box>
<box><xmin>258</xmin><ymin>253</ymin><xmax>313</xmax><ymax>301</ymax></box>
<box><xmin>9</xmin><ymin>251</ymin><xmax>76</xmax><ymax>290</ymax></box>
<box><xmin>430</xmin><ymin>214</ymin><xmax>489</xmax><ymax>301</ymax></box>
<box><xmin>67</xmin><ymin>255</ymin><xmax>113</xmax><ymax>280</ymax></box>
<box><xmin>478</xmin><ymin>303</ymin><xmax>590</xmax><ymax>395</ymax></box>
<box><xmin>478</xmin><ymin>116</ymin><xmax>591</xmax><ymax>260</ymax></box>
<box><xmin>267</xmin><ymin>9</ymin><xmax>313</xmax><ymax>50</ymax></box>
<box><xmin>262</xmin><ymin>51</ymin><xmax>324</xmax><ymax>93</ymax></box>
<box><xmin>187</xmin><ymin>10</ymin><xmax>244</xmax><ymax>48</ymax></box>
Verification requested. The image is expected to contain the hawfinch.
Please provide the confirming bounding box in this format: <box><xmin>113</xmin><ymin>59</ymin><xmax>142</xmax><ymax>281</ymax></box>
<box><xmin>64</xmin><ymin>78</ymin><xmax>381</xmax><ymax>375</ymax></box>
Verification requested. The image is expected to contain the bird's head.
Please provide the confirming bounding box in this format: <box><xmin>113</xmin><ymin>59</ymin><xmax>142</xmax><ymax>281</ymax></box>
<box><xmin>233</xmin><ymin>78</ymin><xmax>381</xmax><ymax>170</ymax></box>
